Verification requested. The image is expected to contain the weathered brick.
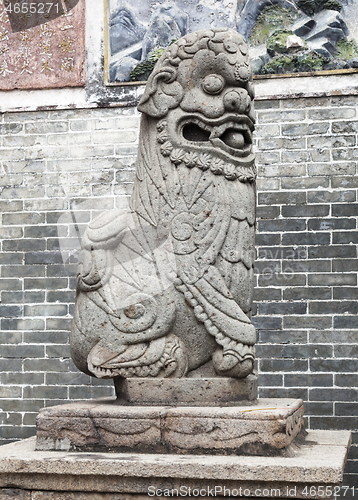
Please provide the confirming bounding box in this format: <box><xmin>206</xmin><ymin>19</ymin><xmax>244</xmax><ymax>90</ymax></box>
<box><xmin>0</xmin><ymin>345</ymin><xmax>44</xmax><ymax>358</ymax></box>
<box><xmin>282</xmin><ymin>122</ymin><xmax>329</xmax><ymax>136</ymax></box>
<box><xmin>283</xmin><ymin>287</ymin><xmax>331</xmax><ymax>300</ymax></box>
<box><xmin>259</xmin><ymin>358</ymin><xmax>308</xmax><ymax>372</ymax></box>
<box><xmin>0</xmin><ymin>123</ymin><xmax>24</xmax><ymax>134</ymax></box>
<box><xmin>258</xmin><ymin>164</ymin><xmax>306</xmax><ymax>178</ymax></box>
<box><xmin>257</xmin><ymin>246</ymin><xmax>307</xmax><ymax>260</ymax></box>
<box><xmin>23</xmin><ymin>358</ymin><xmax>69</xmax><ymax>372</ymax></box>
<box><xmin>333</xmin><ymin>287</ymin><xmax>358</xmax><ymax>300</ymax></box>
<box><xmin>259</xmin><ymin>388</ymin><xmax>308</xmax><ymax>400</ymax></box>
<box><xmin>24</xmin><ymin>304</ymin><xmax>68</xmax><ymax>316</ymax></box>
<box><xmin>256</xmin><ymin>151</ymin><xmax>280</xmax><ymax>165</ymax></box>
<box><xmin>3</xmin><ymin>239</ymin><xmax>46</xmax><ymax>252</ymax></box>
<box><xmin>46</xmin><ymin>344</ymin><xmax>71</xmax><ymax>358</ymax></box>
<box><xmin>0</xmin><ymin>359</ymin><xmax>23</xmax><ymax>372</ymax></box>
<box><xmin>308</xmin><ymin>162</ymin><xmax>356</xmax><ymax>176</ymax></box>
<box><xmin>258</xmin><ymin>219</ymin><xmax>306</xmax><ymax>232</ymax></box>
<box><xmin>309</xmin><ymin>388</ymin><xmax>358</xmax><ymax>401</ymax></box>
<box><xmin>307</xmin><ymin>135</ymin><xmax>356</xmax><ymax>149</ymax></box>
<box><xmin>310</xmin><ymin>301</ymin><xmax>358</xmax><ymax>315</ymax></box>
<box><xmin>0</xmin><ymin>305</ymin><xmax>22</xmax><ymax>318</ymax></box>
<box><xmin>256</xmin><ymin>345</ymin><xmax>284</xmax><ymax>357</ymax></box>
<box><xmin>335</xmin><ymin>374</ymin><xmax>358</xmax><ymax>387</ymax></box>
<box><xmin>0</xmin><ymin>386</ymin><xmax>22</xmax><ymax>398</ymax></box>
<box><xmin>308</xmin><ymin>218</ymin><xmax>356</xmax><ymax>231</ymax></box>
<box><xmin>285</xmin><ymin>373</ymin><xmax>333</xmax><ymax>387</ymax></box>
<box><xmin>283</xmin><ymin>344</ymin><xmax>332</xmax><ymax>358</ymax></box>
<box><xmin>282</xmin><ymin>204</ymin><xmax>329</xmax><ymax>217</ymax></box>
<box><xmin>2</xmin><ymin>265</ymin><xmax>45</xmax><ymax>278</ymax></box>
<box><xmin>308</xmin><ymin>108</ymin><xmax>356</xmax><ymax>120</ymax></box>
<box><xmin>308</xmin><ymin>273</ymin><xmax>356</xmax><ymax>286</ymax></box>
<box><xmin>24</xmin><ymin>331</ymin><xmax>69</xmax><ymax>344</ymax></box>
<box><xmin>333</xmin><ymin>232</ymin><xmax>358</xmax><ymax>244</ymax></box>
<box><xmin>334</xmin><ymin>345</ymin><xmax>358</xmax><ymax>357</ymax></box>
<box><xmin>1</xmin><ymin>318</ymin><xmax>45</xmax><ymax>331</ymax></box>
<box><xmin>1</xmin><ymin>291</ymin><xmax>45</xmax><ymax>304</ymax></box>
<box><xmin>332</xmin><ymin>260</ymin><xmax>358</xmax><ymax>274</ymax></box>
<box><xmin>311</xmin><ymin>359</ymin><xmax>358</xmax><ymax>372</ymax></box>
<box><xmin>0</xmin><ymin>427</ymin><xmax>35</xmax><ymax>439</ymax></box>
<box><xmin>309</xmin><ymin>330</ymin><xmax>358</xmax><ymax>344</ymax></box>
<box><xmin>331</xmin><ymin>121</ymin><xmax>358</xmax><ymax>134</ymax></box>
<box><xmin>332</xmin><ymin>176</ymin><xmax>358</xmax><ymax>189</ymax></box>
<box><xmin>0</xmin><ymin>332</ymin><xmax>22</xmax><ymax>344</ymax></box>
<box><xmin>307</xmin><ymin>190</ymin><xmax>356</xmax><ymax>203</ymax></box>
<box><xmin>281</xmin><ymin>176</ymin><xmax>329</xmax><ymax>190</ymax></box>
<box><xmin>283</xmin><ymin>260</ymin><xmax>331</xmax><ymax>273</ymax></box>
<box><xmin>283</xmin><ymin>315</ymin><xmax>332</xmax><ymax>329</ymax></box>
<box><xmin>304</xmin><ymin>402</ymin><xmax>334</xmax><ymax>416</ymax></box>
<box><xmin>69</xmin><ymin>386</ymin><xmax>115</xmax><ymax>399</ymax></box>
<box><xmin>25</xmin><ymin>121</ymin><xmax>68</xmax><ymax>134</ymax></box>
<box><xmin>332</xmin><ymin>203</ymin><xmax>358</xmax><ymax>217</ymax></box>
<box><xmin>334</xmin><ymin>316</ymin><xmax>358</xmax><ymax>329</ymax></box>
<box><xmin>254</xmin><ymin>288</ymin><xmax>282</xmax><ymax>302</ymax></box>
<box><xmin>256</xmin><ymin>206</ymin><xmax>280</xmax><ymax>219</ymax></box>
<box><xmin>282</xmin><ymin>232</ymin><xmax>330</xmax><ymax>246</ymax></box>
<box><xmin>258</xmin><ymin>302</ymin><xmax>307</xmax><ymax>315</ymax></box>
<box><xmin>252</xmin><ymin>316</ymin><xmax>282</xmax><ymax>330</ymax></box>
<box><xmin>254</xmin><ymin>100</ymin><xmax>280</xmax><ymax>110</ymax></box>
<box><xmin>46</xmin><ymin>372</ymin><xmax>90</xmax><ymax>385</ymax></box>
<box><xmin>0</xmin><ymin>373</ymin><xmax>44</xmax><ymax>385</ymax></box>
<box><xmin>310</xmin><ymin>417</ymin><xmax>358</xmax><ymax>431</ymax></box>
<box><xmin>24</xmin><ymin>278</ymin><xmax>68</xmax><ymax>290</ymax></box>
<box><xmin>258</xmin><ymin>273</ymin><xmax>306</xmax><ymax>287</ymax></box>
<box><xmin>23</xmin><ymin>386</ymin><xmax>68</xmax><ymax>399</ymax></box>
<box><xmin>258</xmin><ymin>192</ymin><xmax>306</xmax><ymax>205</ymax></box>
<box><xmin>258</xmin><ymin>373</ymin><xmax>283</xmax><ymax>386</ymax></box>
<box><xmin>255</xmin><ymin>233</ymin><xmax>281</xmax><ymax>246</ymax></box>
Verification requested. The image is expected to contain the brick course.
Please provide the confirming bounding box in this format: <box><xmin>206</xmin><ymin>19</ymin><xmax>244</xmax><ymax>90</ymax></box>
<box><xmin>0</xmin><ymin>95</ymin><xmax>357</xmax><ymax>488</ymax></box>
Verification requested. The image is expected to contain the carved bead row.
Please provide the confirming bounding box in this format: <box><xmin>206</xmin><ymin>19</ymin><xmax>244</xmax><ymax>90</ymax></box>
<box><xmin>159</xmin><ymin>139</ymin><xmax>255</xmax><ymax>182</ymax></box>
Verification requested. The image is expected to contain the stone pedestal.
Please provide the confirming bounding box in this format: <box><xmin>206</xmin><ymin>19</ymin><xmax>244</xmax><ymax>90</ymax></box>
<box><xmin>0</xmin><ymin>430</ymin><xmax>351</xmax><ymax>499</ymax></box>
<box><xmin>35</xmin><ymin>397</ymin><xmax>304</xmax><ymax>455</ymax></box>
<box><xmin>34</xmin><ymin>376</ymin><xmax>306</xmax><ymax>456</ymax></box>
<box><xmin>0</xmin><ymin>378</ymin><xmax>351</xmax><ymax>499</ymax></box>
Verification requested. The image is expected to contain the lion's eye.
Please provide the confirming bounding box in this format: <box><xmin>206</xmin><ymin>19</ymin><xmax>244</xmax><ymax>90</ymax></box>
<box><xmin>202</xmin><ymin>74</ymin><xmax>225</xmax><ymax>95</ymax></box>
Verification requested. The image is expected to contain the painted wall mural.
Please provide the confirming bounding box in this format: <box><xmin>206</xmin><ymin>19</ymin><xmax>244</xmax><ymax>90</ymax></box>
<box><xmin>105</xmin><ymin>0</ymin><xmax>358</xmax><ymax>83</ymax></box>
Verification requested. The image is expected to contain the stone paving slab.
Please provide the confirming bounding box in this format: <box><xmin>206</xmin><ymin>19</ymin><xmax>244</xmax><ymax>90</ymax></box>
<box><xmin>0</xmin><ymin>430</ymin><xmax>351</xmax><ymax>498</ymax></box>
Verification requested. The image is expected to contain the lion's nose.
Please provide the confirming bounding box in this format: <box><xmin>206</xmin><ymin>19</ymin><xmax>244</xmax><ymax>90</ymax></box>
<box><xmin>223</xmin><ymin>89</ymin><xmax>250</xmax><ymax>113</ymax></box>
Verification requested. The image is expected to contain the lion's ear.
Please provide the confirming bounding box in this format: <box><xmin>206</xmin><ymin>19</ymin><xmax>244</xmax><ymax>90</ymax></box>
<box><xmin>138</xmin><ymin>67</ymin><xmax>183</xmax><ymax>118</ymax></box>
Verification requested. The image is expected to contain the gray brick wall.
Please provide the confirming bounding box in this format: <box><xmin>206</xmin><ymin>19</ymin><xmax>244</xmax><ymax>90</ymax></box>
<box><xmin>0</xmin><ymin>96</ymin><xmax>357</xmax><ymax>488</ymax></box>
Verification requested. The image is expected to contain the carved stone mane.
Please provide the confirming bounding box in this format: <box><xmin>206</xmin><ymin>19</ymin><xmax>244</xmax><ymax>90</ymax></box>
<box><xmin>71</xmin><ymin>28</ymin><xmax>256</xmax><ymax>382</ymax></box>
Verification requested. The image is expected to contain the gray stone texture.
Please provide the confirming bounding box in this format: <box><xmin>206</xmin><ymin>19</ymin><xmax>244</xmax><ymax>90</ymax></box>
<box><xmin>0</xmin><ymin>94</ymin><xmax>357</xmax><ymax>485</ymax></box>
<box><xmin>0</xmin><ymin>431</ymin><xmax>352</xmax><ymax>497</ymax></box>
<box><xmin>35</xmin><ymin>397</ymin><xmax>303</xmax><ymax>455</ymax></box>
<box><xmin>71</xmin><ymin>29</ymin><xmax>258</xmax><ymax>384</ymax></box>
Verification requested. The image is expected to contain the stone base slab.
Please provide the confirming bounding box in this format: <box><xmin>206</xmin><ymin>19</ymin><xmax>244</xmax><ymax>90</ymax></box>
<box><xmin>36</xmin><ymin>398</ymin><xmax>304</xmax><ymax>455</ymax></box>
<box><xmin>114</xmin><ymin>375</ymin><xmax>258</xmax><ymax>404</ymax></box>
<box><xmin>0</xmin><ymin>431</ymin><xmax>352</xmax><ymax>499</ymax></box>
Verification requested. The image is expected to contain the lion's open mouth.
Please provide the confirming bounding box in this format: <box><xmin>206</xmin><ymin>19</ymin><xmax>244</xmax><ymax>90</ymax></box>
<box><xmin>180</xmin><ymin>115</ymin><xmax>253</xmax><ymax>157</ymax></box>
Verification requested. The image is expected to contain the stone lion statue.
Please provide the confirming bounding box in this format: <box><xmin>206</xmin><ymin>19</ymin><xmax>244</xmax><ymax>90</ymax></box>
<box><xmin>71</xmin><ymin>28</ymin><xmax>256</xmax><ymax>383</ymax></box>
